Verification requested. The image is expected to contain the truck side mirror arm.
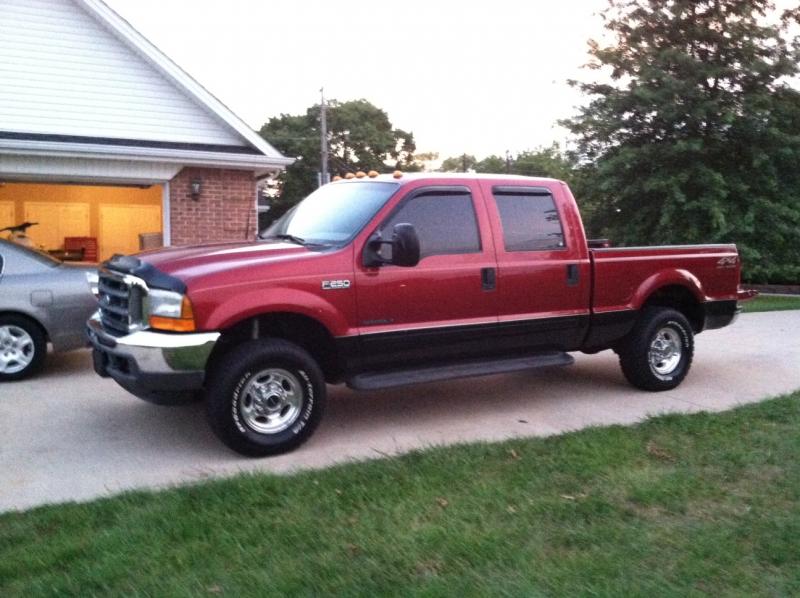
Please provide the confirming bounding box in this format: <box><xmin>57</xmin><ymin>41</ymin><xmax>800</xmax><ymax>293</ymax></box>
<box><xmin>363</xmin><ymin>232</ymin><xmax>392</xmax><ymax>268</ymax></box>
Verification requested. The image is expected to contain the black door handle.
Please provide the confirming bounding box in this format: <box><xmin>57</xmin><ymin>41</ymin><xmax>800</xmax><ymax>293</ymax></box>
<box><xmin>481</xmin><ymin>267</ymin><xmax>496</xmax><ymax>291</ymax></box>
<box><xmin>566</xmin><ymin>264</ymin><xmax>579</xmax><ymax>286</ymax></box>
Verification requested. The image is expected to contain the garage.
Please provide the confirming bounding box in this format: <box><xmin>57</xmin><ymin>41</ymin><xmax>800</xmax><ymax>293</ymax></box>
<box><xmin>0</xmin><ymin>0</ymin><xmax>292</xmax><ymax>257</ymax></box>
<box><xmin>0</xmin><ymin>182</ymin><xmax>163</xmax><ymax>261</ymax></box>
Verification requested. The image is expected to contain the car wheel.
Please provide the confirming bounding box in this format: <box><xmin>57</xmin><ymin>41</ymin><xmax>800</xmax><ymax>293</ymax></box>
<box><xmin>618</xmin><ymin>307</ymin><xmax>694</xmax><ymax>391</ymax></box>
<box><xmin>0</xmin><ymin>315</ymin><xmax>47</xmax><ymax>381</ymax></box>
<box><xmin>205</xmin><ymin>339</ymin><xmax>326</xmax><ymax>457</ymax></box>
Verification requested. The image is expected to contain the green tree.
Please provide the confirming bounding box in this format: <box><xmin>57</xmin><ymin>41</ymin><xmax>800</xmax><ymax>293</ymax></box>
<box><xmin>259</xmin><ymin>99</ymin><xmax>417</xmax><ymax>221</ymax></box>
<box><xmin>439</xmin><ymin>154</ymin><xmax>478</xmax><ymax>172</ymax></box>
<box><xmin>403</xmin><ymin>151</ymin><xmax>439</xmax><ymax>172</ymax></box>
<box><xmin>562</xmin><ymin>0</ymin><xmax>800</xmax><ymax>282</ymax></box>
<box><xmin>258</xmin><ymin>113</ymin><xmax>318</xmax><ymax>222</ymax></box>
<box><xmin>513</xmin><ymin>145</ymin><xmax>575</xmax><ymax>181</ymax></box>
<box><xmin>440</xmin><ymin>145</ymin><xmax>577</xmax><ymax>177</ymax></box>
<box><xmin>476</xmin><ymin>155</ymin><xmax>508</xmax><ymax>173</ymax></box>
<box><xmin>440</xmin><ymin>145</ymin><xmax>579</xmax><ymax>182</ymax></box>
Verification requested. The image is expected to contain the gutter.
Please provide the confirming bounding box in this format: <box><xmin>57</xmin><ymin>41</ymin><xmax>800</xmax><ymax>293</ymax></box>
<box><xmin>0</xmin><ymin>139</ymin><xmax>295</xmax><ymax>171</ymax></box>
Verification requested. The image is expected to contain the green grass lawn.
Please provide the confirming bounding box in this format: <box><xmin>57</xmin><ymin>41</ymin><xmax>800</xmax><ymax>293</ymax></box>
<box><xmin>742</xmin><ymin>294</ymin><xmax>800</xmax><ymax>313</ymax></box>
<box><xmin>2</xmin><ymin>393</ymin><xmax>799</xmax><ymax>597</ymax></box>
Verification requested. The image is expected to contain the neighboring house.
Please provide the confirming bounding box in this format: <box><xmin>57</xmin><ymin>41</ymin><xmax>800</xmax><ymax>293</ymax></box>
<box><xmin>0</xmin><ymin>0</ymin><xmax>292</xmax><ymax>261</ymax></box>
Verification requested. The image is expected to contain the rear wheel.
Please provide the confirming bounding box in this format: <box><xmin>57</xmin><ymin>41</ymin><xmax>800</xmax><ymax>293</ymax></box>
<box><xmin>0</xmin><ymin>315</ymin><xmax>46</xmax><ymax>381</ymax></box>
<box><xmin>618</xmin><ymin>307</ymin><xmax>694</xmax><ymax>391</ymax></box>
<box><xmin>205</xmin><ymin>339</ymin><xmax>326</xmax><ymax>457</ymax></box>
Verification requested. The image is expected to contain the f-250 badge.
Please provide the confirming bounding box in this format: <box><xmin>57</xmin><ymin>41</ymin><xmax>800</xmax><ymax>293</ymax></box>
<box><xmin>322</xmin><ymin>280</ymin><xmax>351</xmax><ymax>290</ymax></box>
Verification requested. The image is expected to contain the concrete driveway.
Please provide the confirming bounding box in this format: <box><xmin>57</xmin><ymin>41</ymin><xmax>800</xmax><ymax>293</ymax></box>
<box><xmin>1</xmin><ymin>310</ymin><xmax>798</xmax><ymax>513</ymax></box>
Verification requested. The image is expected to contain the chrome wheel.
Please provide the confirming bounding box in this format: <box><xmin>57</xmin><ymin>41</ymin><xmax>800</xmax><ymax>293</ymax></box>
<box><xmin>0</xmin><ymin>325</ymin><xmax>36</xmax><ymax>375</ymax></box>
<box><xmin>648</xmin><ymin>326</ymin><xmax>682</xmax><ymax>377</ymax></box>
<box><xmin>239</xmin><ymin>368</ymin><xmax>303</xmax><ymax>434</ymax></box>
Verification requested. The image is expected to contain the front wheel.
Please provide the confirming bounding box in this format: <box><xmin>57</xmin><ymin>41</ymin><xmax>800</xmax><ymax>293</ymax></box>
<box><xmin>618</xmin><ymin>307</ymin><xmax>694</xmax><ymax>391</ymax></box>
<box><xmin>205</xmin><ymin>339</ymin><xmax>326</xmax><ymax>457</ymax></box>
<box><xmin>0</xmin><ymin>315</ymin><xmax>47</xmax><ymax>381</ymax></box>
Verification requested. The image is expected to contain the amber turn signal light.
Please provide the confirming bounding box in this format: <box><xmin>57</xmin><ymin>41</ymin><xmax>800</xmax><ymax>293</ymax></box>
<box><xmin>149</xmin><ymin>296</ymin><xmax>196</xmax><ymax>332</ymax></box>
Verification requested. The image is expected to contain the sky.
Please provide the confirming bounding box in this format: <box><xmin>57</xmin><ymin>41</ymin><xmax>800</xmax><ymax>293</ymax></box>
<box><xmin>104</xmin><ymin>0</ymin><xmax>796</xmax><ymax>161</ymax></box>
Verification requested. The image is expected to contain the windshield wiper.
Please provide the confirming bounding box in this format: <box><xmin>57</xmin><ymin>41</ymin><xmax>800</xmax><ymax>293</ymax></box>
<box><xmin>262</xmin><ymin>233</ymin><xmax>307</xmax><ymax>245</ymax></box>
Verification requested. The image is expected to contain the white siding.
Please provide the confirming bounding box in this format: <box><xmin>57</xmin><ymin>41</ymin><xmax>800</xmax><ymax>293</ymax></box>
<box><xmin>0</xmin><ymin>0</ymin><xmax>245</xmax><ymax>147</ymax></box>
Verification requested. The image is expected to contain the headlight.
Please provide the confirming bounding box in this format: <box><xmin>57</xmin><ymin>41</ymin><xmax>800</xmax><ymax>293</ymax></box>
<box><xmin>145</xmin><ymin>289</ymin><xmax>196</xmax><ymax>332</ymax></box>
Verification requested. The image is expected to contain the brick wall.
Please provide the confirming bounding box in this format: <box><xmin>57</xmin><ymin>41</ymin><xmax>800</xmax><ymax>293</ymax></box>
<box><xmin>169</xmin><ymin>167</ymin><xmax>256</xmax><ymax>246</ymax></box>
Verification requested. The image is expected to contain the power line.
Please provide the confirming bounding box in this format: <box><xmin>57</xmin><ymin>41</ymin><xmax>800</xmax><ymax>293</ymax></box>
<box><xmin>320</xmin><ymin>87</ymin><xmax>329</xmax><ymax>187</ymax></box>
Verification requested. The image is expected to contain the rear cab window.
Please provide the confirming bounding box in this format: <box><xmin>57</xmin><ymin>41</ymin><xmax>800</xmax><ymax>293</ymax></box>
<box><xmin>491</xmin><ymin>186</ymin><xmax>566</xmax><ymax>252</ymax></box>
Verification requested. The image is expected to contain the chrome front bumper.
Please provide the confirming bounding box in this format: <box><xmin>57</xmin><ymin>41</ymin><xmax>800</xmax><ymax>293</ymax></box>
<box><xmin>87</xmin><ymin>313</ymin><xmax>220</xmax><ymax>402</ymax></box>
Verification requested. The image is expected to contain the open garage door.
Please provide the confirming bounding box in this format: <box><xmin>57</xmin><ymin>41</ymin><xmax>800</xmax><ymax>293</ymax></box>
<box><xmin>0</xmin><ymin>201</ymin><xmax>14</xmax><ymax>229</ymax></box>
<box><xmin>99</xmin><ymin>203</ymin><xmax>162</xmax><ymax>258</ymax></box>
<box><xmin>0</xmin><ymin>182</ymin><xmax>163</xmax><ymax>262</ymax></box>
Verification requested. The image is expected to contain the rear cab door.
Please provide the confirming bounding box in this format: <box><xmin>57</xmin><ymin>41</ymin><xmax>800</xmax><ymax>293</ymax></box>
<box><xmin>353</xmin><ymin>179</ymin><xmax>498</xmax><ymax>370</ymax></box>
<box><xmin>477</xmin><ymin>180</ymin><xmax>591</xmax><ymax>352</ymax></box>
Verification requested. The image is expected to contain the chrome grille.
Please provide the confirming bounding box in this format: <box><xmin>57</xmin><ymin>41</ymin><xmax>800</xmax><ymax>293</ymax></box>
<box><xmin>98</xmin><ymin>270</ymin><xmax>145</xmax><ymax>336</ymax></box>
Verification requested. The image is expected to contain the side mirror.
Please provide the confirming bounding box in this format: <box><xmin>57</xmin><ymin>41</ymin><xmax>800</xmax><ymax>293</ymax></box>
<box><xmin>363</xmin><ymin>223</ymin><xmax>421</xmax><ymax>268</ymax></box>
<box><xmin>390</xmin><ymin>223</ymin><xmax>421</xmax><ymax>267</ymax></box>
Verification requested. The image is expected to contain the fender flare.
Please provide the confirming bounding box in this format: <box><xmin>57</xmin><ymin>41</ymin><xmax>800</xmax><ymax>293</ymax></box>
<box><xmin>630</xmin><ymin>269</ymin><xmax>707</xmax><ymax>311</ymax></box>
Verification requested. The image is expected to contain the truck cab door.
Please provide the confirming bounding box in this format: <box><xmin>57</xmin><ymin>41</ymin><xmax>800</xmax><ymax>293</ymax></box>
<box><xmin>353</xmin><ymin>182</ymin><xmax>498</xmax><ymax>371</ymax></box>
<box><xmin>478</xmin><ymin>181</ymin><xmax>591</xmax><ymax>352</ymax></box>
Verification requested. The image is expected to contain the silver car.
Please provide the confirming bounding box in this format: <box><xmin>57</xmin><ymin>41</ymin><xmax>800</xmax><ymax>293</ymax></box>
<box><xmin>0</xmin><ymin>239</ymin><xmax>98</xmax><ymax>380</ymax></box>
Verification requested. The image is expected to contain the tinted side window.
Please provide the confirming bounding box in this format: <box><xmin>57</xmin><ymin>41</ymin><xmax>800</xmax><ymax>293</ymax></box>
<box><xmin>494</xmin><ymin>193</ymin><xmax>565</xmax><ymax>251</ymax></box>
<box><xmin>380</xmin><ymin>192</ymin><xmax>481</xmax><ymax>259</ymax></box>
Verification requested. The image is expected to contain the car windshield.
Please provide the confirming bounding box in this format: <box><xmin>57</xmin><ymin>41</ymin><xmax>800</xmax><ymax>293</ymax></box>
<box><xmin>261</xmin><ymin>181</ymin><xmax>399</xmax><ymax>246</ymax></box>
<box><xmin>0</xmin><ymin>239</ymin><xmax>60</xmax><ymax>267</ymax></box>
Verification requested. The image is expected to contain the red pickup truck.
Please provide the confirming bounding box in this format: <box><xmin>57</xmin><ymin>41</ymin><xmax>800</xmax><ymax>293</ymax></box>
<box><xmin>88</xmin><ymin>173</ymin><xmax>753</xmax><ymax>456</ymax></box>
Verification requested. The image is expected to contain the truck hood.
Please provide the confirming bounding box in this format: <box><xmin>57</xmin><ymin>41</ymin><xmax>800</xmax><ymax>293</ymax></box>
<box><xmin>137</xmin><ymin>240</ymin><xmax>315</xmax><ymax>283</ymax></box>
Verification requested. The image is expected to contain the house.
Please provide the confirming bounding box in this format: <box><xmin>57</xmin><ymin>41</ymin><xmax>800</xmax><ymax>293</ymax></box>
<box><xmin>0</xmin><ymin>0</ymin><xmax>292</xmax><ymax>261</ymax></box>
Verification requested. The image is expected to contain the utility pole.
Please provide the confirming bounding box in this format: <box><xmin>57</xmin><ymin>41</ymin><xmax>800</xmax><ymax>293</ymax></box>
<box><xmin>319</xmin><ymin>87</ymin><xmax>329</xmax><ymax>186</ymax></box>
<box><xmin>505</xmin><ymin>149</ymin><xmax>511</xmax><ymax>173</ymax></box>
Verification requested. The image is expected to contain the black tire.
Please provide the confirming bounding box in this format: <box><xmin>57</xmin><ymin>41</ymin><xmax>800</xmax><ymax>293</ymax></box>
<box><xmin>0</xmin><ymin>314</ymin><xmax>47</xmax><ymax>381</ymax></box>
<box><xmin>618</xmin><ymin>307</ymin><xmax>694</xmax><ymax>391</ymax></box>
<box><xmin>205</xmin><ymin>339</ymin><xmax>326</xmax><ymax>457</ymax></box>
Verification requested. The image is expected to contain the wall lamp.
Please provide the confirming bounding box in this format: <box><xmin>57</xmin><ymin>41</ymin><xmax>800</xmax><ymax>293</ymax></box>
<box><xmin>190</xmin><ymin>178</ymin><xmax>202</xmax><ymax>200</ymax></box>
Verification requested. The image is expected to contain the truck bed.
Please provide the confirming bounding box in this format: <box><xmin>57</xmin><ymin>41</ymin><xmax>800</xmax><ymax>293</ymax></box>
<box><xmin>582</xmin><ymin>244</ymin><xmax>742</xmax><ymax>348</ymax></box>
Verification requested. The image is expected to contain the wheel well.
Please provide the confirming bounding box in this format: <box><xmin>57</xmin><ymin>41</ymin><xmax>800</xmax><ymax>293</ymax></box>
<box><xmin>208</xmin><ymin>312</ymin><xmax>343</xmax><ymax>383</ymax></box>
<box><xmin>642</xmin><ymin>286</ymin><xmax>704</xmax><ymax>332</ymax></box>
<box><xmin>0</xmin><ymin>311</ymin><xmax>49</xmax><ymax>341</ymax></box>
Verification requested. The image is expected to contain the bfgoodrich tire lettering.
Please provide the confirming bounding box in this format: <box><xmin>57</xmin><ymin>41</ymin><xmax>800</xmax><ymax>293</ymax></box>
<box><xmin>205</xmin><ymin>339</ymin><xmax>326</xmax><ymax>457</ymax></box>
<box><xmin>618</xmin><ymin>307</ymin><xmax>694</xmax><ymax>391</ymax></box>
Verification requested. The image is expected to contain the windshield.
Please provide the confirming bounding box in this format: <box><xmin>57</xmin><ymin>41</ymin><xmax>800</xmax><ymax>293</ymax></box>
<box><xmin>262</xmin><ymin>181</ymin><xmax>399</xmax><ymax>246</ymax></box>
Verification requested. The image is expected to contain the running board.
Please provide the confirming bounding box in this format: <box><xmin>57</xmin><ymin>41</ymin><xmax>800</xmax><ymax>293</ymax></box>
<box><xmin>346</xmin><ymin>351</ymin><xmax>574</xmax><ymax>391</ymax></box>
